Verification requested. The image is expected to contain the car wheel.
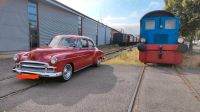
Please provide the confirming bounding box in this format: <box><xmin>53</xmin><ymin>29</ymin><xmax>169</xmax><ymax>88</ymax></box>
<box><xmin>94</xmin><ymin>58</ymin><xmax>101</xmax><ymax>67</ymax></box>
<box><xmin>60</xmin><ymin>64</ymin><xmax>73</xmax><ymax>81</ymax></box>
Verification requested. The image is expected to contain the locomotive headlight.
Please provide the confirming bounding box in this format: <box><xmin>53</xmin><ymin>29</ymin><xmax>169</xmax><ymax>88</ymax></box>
<box><xmin>178</xmin><ymin>38</ymin><xmax>184</xmax><ymax>43</ymax></box>
<box><xmin>141</xmin><ymin>38</ymin><xmax>146</xmax><ymax>43</ymax></box>
<box><xmin>13</xmin><ymin>54</ymin><xmax>19</xmax><ymax>61</ymax></box>
<box><xmin>50</xmin><ymin>56</ymin><xmax>58</xmax><ymax>64</ymax></box>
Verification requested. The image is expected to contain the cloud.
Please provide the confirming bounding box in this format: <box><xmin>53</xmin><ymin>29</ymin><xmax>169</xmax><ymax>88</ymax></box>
<box><xmin>149</xmin><ymin>1</ymin><xmax>161</xmax><ymax>8</ymax></box>
<box><xmin>101</xmin><ymin>11</ymin><xmax>140</xmax><ymax>34</ymax></box>
<box><xmin>57</xmin><ymin>0</ymin><xmax>104</xmax><ymax>19</ymax></box>
<box><xmin>110</xmin><ymin>23</ymin><xmax>140</xmax><ymax>35</ymax></box>
<box><xmin>56</xmin><ymin>0</ymin><xmax>164</xmax><ymax>35</ymax></box>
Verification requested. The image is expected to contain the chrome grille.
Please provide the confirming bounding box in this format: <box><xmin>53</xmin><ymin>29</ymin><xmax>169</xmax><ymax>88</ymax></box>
<box><xmin>18</xmin><ymin>61</ymin><xmax>55</xmax><ymax>73</ymax></box>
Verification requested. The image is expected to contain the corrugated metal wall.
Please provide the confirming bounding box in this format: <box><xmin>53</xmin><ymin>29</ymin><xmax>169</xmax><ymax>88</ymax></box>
<box><xmin>98</xmin><ymin>23</ymin><xmax>106</xmax><ymax>45</ymax></box>
<box><xmin>82</xmin><ymin>17</ymin><xmax>97</xmax><ymax>44</ymax></box>
<box><xmin>106</xmin><ymin>27</ymin><xmax>112</xmax><ymax>44</ymax></box>
<box><xmin>38</xmin><ymin>1</ymin><xmax>79</xmax><ymax>46</ymax></box>
<box><xmin>0</xmin><ymin>0</ymin><xmax>29</xmax><ymax>51</ymax></box>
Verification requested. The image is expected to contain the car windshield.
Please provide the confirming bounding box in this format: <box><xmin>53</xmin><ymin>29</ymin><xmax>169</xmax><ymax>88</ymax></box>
<box><xmin>49</xmin><ymin>36</ymin><xmax>76</xmax><ymax>48</ymax></box>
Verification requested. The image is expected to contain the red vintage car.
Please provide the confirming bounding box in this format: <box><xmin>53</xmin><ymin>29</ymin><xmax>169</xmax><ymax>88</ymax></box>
<box><xmin>12</xmin><ymin>35</ymin><xmax>104</xmax><ymax>81</ymax></box>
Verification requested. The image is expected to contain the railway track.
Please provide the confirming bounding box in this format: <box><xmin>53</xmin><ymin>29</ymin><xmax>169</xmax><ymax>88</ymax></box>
<box><xmin>127</xmin><ymin>64</ymin><xmax>200</xmax><ymax>112</ymax></box>
<box><xmin>174</xmin><ymin>66</ymin><xmax>200</xmax><ymax>102</ymax></box>
<box><xmin>104</xmin><ymin>46</ymin><xmax>134</xmax><ymax>61</ymax></box>
<box><xmin>0</xmin><ymin>82</ymin><xmax>39</xmax><ymax>101</ymax></box>
<box><xmin>128</xmin><ymin>65</ymin><xmax>146</xmax><ymax>112</ymax></box>
<box><xmin>0</xmin><ymin>75</ymin><xmax>15</xmax><ymax>82</ymax></box>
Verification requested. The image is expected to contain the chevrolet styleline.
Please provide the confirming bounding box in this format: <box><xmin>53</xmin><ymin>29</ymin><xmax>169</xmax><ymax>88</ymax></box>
<box><xmin>12</xmin><ymin>35</ymin><xmax>104</xmax><ymax>81</ymax></box>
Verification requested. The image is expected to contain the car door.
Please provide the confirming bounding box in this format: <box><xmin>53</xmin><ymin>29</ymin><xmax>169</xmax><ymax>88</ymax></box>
<box><xmin>79</xmin><ymin>38</ymin><xmax>91</xmax><ymax>67</ymax></box>
<box><xmin>87</xmin><ymin>39</ymin><xmax>96</xmax><ymax>64</ymax></box>
<box><xmin>73</xmin><ymin>39</ymin><xmax>84</xmax><ymax>70</ymax></box>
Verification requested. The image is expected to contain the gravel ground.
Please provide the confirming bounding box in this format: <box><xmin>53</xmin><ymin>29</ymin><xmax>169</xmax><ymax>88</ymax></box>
<box><xmin>0</xmin><ymin>64</ymin><xmax>142</xmax><ymax>112</ymax></box>
<box><xmin>137</xmin><ymin>66</ymin><xmax>200</xmax><ymax>112</ymax></box>
<box><xmin>0</xmin><ymin>58</ymin><xmax>15</xmax><ymax>80</ymax></box>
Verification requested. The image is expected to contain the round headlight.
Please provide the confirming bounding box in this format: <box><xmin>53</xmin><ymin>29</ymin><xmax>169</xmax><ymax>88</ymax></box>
<box><xmin>178</xmin><ymin>38</ymin><xmax>184</xmax><ymax>43</ymax></box>
<box><xmin>13</xmin><ymin>54</ymin><xmax>19</xmax><ymax>61</ymax></box>
<box><xmin>50</xmin><ymin>56</ymin><xmax>57</xmax><ymax>64</ymax></box>
<box><xmin>141</xmin><ymin>38</ymin><xmax>146</xmax><ymax>43</ymax></box>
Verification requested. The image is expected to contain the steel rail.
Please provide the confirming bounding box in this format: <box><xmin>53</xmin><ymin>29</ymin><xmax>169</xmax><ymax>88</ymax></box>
<box><xmin>128</xmin><ymin>65</ymin><xmax>146</xmax><ymax>112</ymax></box>
<box><xmin>174</xmin><ymin>66</ymin><xmax>200</xmax><ymax>102</ymax></box>
<box><xmin>0</xmin><ymin>82</ymin><xmax>39</xmax><ymax>101</ymax></box>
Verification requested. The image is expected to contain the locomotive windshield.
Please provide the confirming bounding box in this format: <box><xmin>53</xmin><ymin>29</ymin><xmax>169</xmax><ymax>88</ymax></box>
<box><xmin>165</xmin><ymin>19</ymin><xmax>176</xmax><ymax>29</ymax></box>
<box><xmin>145</xmin><ymin>20</ymin><xmax>155</xmax><ymax>30</ymax></box>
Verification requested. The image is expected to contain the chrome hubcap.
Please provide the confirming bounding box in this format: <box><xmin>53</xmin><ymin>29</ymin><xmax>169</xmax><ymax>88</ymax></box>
<box><xmin>63</xmin><ymin>64</ymin><xmax>72</xmax><ymax>80</ymax></box>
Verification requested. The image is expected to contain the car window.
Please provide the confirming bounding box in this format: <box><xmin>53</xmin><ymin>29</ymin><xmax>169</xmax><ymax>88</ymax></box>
<box><xmin>61</xmin><ymin>38</ymin><xmax>75</xmax><ymax>47</ymax></box>
<box><xmin>145</xmin><ymin>20</ymin><xmax>155</xmax><ymax>30</ymax></box>
<box><xmin>88</xmin><ymin>40</ymin><xmax>94</xmax><ymax>48</ymax></box>
<box><xmin>81</xmin><ymin>39</ymin><xmax>88</xmax><ymax>48</ymax></box>
<box><xmin>76</xmin><ymin>40</ymin><xmax>82</xmax><ymax>48</ymax></box>
<box><xmin>165</xmin><ymin>19</ymin><xmax>176</xmax><ymax>29</ymax></box>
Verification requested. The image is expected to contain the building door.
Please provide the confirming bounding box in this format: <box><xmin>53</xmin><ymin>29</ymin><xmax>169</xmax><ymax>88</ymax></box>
<box><xmin>28</xmin><ymin>0</ymin><xmax>39</xmax><ymax>50</ymax></box>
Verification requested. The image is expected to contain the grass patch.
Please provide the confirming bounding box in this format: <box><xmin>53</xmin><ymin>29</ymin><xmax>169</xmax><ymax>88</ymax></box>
<box><xmin>98</xmin><ymin>44</ymin><xmax>121</xmax><ymax>54</ymax></box>
<box><xmin>183</xmin><ymin>53</ymin><xmax>200</xmax><ymax>68</ymax></box>
<box><xmin>103</xmin><ymin>48</ymin><xmax>143</xmax><ymax>65</ymax></box>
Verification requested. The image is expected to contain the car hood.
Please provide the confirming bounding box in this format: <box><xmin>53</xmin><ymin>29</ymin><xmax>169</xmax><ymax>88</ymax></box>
<box><xmin>27</xmin><ymin>47</ymin><xmax>74</xmax><ymax>62</ymax></box>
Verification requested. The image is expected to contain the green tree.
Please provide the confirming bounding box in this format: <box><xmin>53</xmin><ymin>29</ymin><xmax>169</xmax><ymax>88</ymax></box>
<box><xmin>165</xmin><ymin>0</ymin><xmax>200</xmax><ymax>51</ymax></box>
<box><xmin>195</xmin><ymin>30</ymin><xmax>200</xmax><ymax>40</ymax></box>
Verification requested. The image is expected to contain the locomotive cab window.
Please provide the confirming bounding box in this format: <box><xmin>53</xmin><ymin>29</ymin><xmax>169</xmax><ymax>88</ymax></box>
<box><xmin>165</xmin><ymin>19</ymin><xmax>176</xmax><ymax>29</ymax></box>
<box><xmin>145</xmin><ymin>20</ymin><xmax>155</xmax><ymax>30</ymax></box>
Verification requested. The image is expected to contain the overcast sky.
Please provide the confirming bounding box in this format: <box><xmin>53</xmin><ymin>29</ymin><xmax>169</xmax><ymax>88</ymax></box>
<box><xmin>57</xmin><ymin>0</ymin><xmax>164</xmax><ymax>35</ymax></box>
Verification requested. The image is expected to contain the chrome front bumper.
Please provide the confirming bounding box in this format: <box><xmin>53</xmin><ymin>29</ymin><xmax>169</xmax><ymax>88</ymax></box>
<box><xmin>12</xmin><ymin>61</ymin><xmax>62</xmax><ymax>78</ymax></box>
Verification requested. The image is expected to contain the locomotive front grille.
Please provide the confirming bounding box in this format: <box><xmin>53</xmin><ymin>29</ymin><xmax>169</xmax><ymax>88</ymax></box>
<box><xmin>17</xmin><ymin>61</ymin><xmax>55</xmax><ymax>73</ymax></box>
<box><xmin>154</xmin><ymin>34</ymin><xmax>168</xmax><ymax>44</ymax></box>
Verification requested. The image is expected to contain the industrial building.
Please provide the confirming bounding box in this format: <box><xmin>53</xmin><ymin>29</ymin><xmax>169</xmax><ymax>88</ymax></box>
<box><xmin>0</xmin><ymin>0</ymin><xmax>121</xmax><ymax>51</ymax></box>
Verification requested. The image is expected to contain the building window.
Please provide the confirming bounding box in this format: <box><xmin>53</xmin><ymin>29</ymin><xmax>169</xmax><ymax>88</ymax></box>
<box><xmin>28</xmin><ymin>0</ymin><xmax>39</xmax><ymax>49</ymax></box>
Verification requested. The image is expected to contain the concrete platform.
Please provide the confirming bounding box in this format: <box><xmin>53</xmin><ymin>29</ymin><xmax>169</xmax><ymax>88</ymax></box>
<box><xmin>137</xmin><ymin>66</ymin><xmax>200</xmax><ymax>112</ymax></box>
<box><xmin>0</xmin><ymin>65</ymin><xmax>142</xmax><ymax>112</ymax></box>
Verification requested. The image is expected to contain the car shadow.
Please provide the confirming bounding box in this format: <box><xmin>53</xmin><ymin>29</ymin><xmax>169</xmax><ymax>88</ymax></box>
<box><xmin>1</xmin><ymin>64</ymin><xmax>117</xmax><ymax>111</ymax></box>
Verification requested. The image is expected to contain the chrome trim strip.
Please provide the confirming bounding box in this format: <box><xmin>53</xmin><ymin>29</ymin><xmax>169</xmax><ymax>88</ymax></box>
<box><xmin>12</xmin><ymin>68</ymin><xmax>62</xmax><ymax>77</ymax></box>
<box><xmin>74</xmin><ymin>64</ymin><xmax>92</xmax><ymax>72</ymax></box>
<box><xmin>57</xmin><ymin>54</ymin><xmax>90</xmax><ymax>62</ymax></box>
<box><xmin>21</xmin><ymin>64</ymin><xmax>45</xmax><ymax>69</ymax></box>
<box><xmin>21</xmin><ymin>64</ymin><xmax>56</xmax><ymax>69</ymax></box>
<box><xmin>20</xmin><ymin>61</ymin><xmax>49</xmax><ymax>66</ymax></box>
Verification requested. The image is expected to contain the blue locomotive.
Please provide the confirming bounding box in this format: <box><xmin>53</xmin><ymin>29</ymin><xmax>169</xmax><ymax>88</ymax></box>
<box><xmin>137</xmin><ymin>10</ymin><xmax>188</xmax><ymax>64</ymax></box>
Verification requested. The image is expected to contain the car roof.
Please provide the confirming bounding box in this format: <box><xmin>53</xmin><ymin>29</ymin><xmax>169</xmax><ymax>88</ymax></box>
<box><xmin>55</xmin><ymin>35</ymin><xmax>92</xmax><ymax>40</ymax></box>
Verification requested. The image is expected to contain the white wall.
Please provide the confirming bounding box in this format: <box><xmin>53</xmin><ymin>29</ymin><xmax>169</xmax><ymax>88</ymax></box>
<box><xmin>38</xmin><ymin>1</ymin><xmax>79</xmax><ymax>46</ymax></box>
<box><xmin>82</xmin><ymin>17</ymin><xmax>97</xmax><ymax>44</ymax></box>
<box><xmin>98</xmin><ymin>23</ymin><xmax>106</xmax><ymax>45</ymax></box>
<box><xmin>0</xmin><ymin>0</ymin><xmax>29</xmax><ymax>51</ymax></box>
